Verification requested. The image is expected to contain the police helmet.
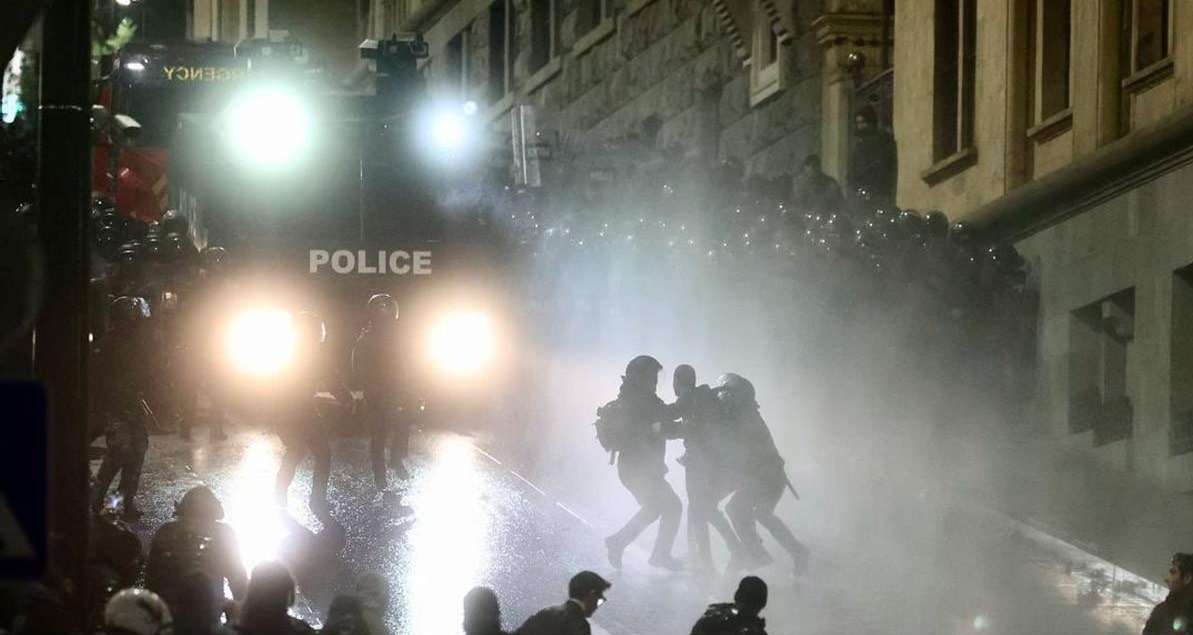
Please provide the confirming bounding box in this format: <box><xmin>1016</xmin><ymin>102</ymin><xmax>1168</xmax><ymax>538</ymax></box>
<box><xmin>716</xmin><ymin>373</ymin><xmax>758</xmax><ymax>411</ymax></box>
<box><xmin>923</xmin><ymin>210</ymin><xmax>950</xmax><ymax>238</ymax></box>
<box><xmin>118</xmin><ymin>241</ymin><xmax>142</xmax><ymax>265</ymax></box>
<box><xmin>104</xmin><ymin>588</ymin><xmax>173</xmax><ymax>635</ymax></box>
<box><xmin>199</xmin><ymin>246</ymin><xmax>228</xmax><ymax>272</ymax></box>
<box><xmin>109</xmin><ymin>296</ymin><xmax>151</xmax><ymax>331</ymax></box>
<box><xmin>367</xmin><ymin>293</ymin><xmax>399</xmax><ymax>323</ymax></box>
<box><xmin>625</xmin><ymin>355</ymin><xmax>662</xmax><ymax>380</ymax></box>
<box><xmin>160</xmin><ymin>210</ymin><xmax>189</xmax><ymax>236</ymax></box>
<box><xmin>294</xmin><ymin>311</ymin><xmax>327</xmax><ymax>345</ymax></box>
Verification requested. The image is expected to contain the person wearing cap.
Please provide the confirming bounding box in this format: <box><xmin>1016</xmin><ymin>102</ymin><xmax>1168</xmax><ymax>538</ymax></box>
<box><xmin>515</xmin><ymin>571</ymin><xmax>610</xmax><ymax>635</ymax></box>
<box><xmin>601</xmin><ymin>355</ymin><xmax>685</xmax><ymax>570</ymax></box>
<box><xmin>689</xmin><ymin>576</ymin><xmax>769</xmax><ymax>635</ymax></box>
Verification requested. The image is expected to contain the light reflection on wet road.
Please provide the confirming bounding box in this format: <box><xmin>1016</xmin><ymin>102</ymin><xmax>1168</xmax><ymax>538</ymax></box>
<box><xmin>122</xmin><ymin>424</ymin><xmax>1154</xmax><ymax>635</ymax></box>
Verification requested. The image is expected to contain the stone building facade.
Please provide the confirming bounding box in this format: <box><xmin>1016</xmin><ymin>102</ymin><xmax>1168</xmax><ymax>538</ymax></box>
<box><xmin>894</xmin><ymin>0</ymin><xmax>1193</xmax><ymax>491</ymax></box>
<box><xmin>369</xmin><ymin>0</ymin><xmax>893</xmax><ymax>184</ymax></box>
<box><xmin>189</xmin><ymin>0</ymin><xmax>361</xmax><ymax>77</ymax></box>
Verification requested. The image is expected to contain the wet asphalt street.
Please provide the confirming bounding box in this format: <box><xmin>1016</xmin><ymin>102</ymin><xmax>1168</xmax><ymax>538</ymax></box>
<box><xmin>110</xmin><ymin>419</ymin><xmax>1157</xmax><ymax>635</ymax></box>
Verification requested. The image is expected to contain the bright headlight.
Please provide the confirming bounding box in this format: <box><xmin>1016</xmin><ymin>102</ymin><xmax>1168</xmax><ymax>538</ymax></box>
<box><xmin>429</xmin><ymin>312</ymin><xmax>494</xmax><ymax>376</ymax></box>
<box><xmin>222</xmin><ymin>86</ymin><xmax>313</xmax><ymax>169</ymax></box>
<box><xmin>227</xmin><ymin>309</ymin><xmax>295</xmax><ymax>376</ymax></box>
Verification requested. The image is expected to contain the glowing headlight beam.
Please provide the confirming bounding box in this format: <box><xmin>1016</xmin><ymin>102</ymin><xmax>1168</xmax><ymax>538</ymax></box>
<box><xmin>221</xmin><ymin>86</ymin><xmax>313</xmax><ymax>170</ymax></box>
<box><xmin>429</xmin><ymin>312</ymin><xmax>494</xmax><ymax>376</ymax></box>
<box><xmin>227</xmin><ymin>309</ymin><xmax>296</xmax><ymax>377</ymax></box>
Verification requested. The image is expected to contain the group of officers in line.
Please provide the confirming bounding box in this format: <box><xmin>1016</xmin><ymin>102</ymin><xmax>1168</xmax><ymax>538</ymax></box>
<box><xmin>89</xmin><ymin>245</ymin><xmax>415</xmax><ymax>521</ymax></box>
<box><xmin>597</xmin><ymin>355</ymin><xmax>809</xmax><ymax>576</ymax></box>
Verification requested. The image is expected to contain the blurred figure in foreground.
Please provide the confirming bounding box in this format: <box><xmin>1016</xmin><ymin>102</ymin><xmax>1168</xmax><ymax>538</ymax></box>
<box><xmin>320</xmin><ymin>595</ymin><xmax>368</xmax><ymax>635</ymax></box>
<box><xmin>145</xmin><ymin>486</ymin><xmax>246</xmax><ymax>625</ymax></box>
<box><xmin>689</xmin><ymin>576</ymin><xmax>769</xmax><ymax>635</ymax></box>
<box><xmin>355</xmin><ymin>572</ymin><xmax>391</xmax><ymax>635</ymax></box>
<box><xmin>102</xmin><ymin>588</ymin><xmax>173</xmax><ymax>635</ymax></box>
<box><xmin>463</xmin><ymin>586</ymin><xmax>509</xmax><ymax>635</ymax></box>
<box><xmin>237</xmin><ymin>561</ymin><xmax>316</xmax><ymax>635</ymax></box>
<box><xmin>172</xmin><ymin>571</ymin><xmax>234</xmax><ymax>635</ymax></box>
<box><xmin>1144</xmin><ymin>553</ymin><xmax>1193</xmax><ymax>635</ymax></box>
<box><xmin>516</xmin><ymin>571</ymin><xmax>610</xmax><ymax>635</ymax></box>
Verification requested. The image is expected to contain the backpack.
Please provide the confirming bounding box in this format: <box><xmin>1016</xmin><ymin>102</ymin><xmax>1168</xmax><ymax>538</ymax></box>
<box><xmin>593</xmin><ymin>399</ymin><xmax>630</xmax><ymax>453</ymax></box>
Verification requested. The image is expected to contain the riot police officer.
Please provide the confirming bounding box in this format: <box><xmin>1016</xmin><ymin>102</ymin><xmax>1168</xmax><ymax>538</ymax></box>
<box><xmin>273</xmin><ymin>311</ymin><xmax>352</xmax><ymax>518</ymax></box>
<box><xmin>91</xmin><ymin>296</ymin><xmax>155</xmax><ymax>518</ymax></box>
<box><xmin>178</xmin><ymin>247</ymin><xmax>232</xmax><ymax>441</ymax></box>
<box><xmin>671</xmin><ymin>365</ymin><xmax>740</xmax><ymax>568</ymax></box>
<box><xmin>602</xmin><ymin>355</ymin><xmax>684</xmax><ymax>570</ymax></box>
<box><xmin>352</xmin><ymin>294</ymin><xmax>411</xmax><ymax>494</ymax></box>
<box><xmin>717</xmin><ymin>374</ymin><xmax>810</xmax><ymax>576</ymax></box>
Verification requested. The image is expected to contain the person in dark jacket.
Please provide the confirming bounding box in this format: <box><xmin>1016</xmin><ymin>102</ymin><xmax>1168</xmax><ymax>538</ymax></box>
<box><xmin>352</xmin><ymin>294</ymin><xmax>412</xmax><ymax>494</ymax></box>
<box><xmin>145</xmin><ymin>486</ymin><xmax>246</xmax><ymax>623</ymax></box>
<box><xmin>671</xmin><ymin>364</ymin><xmax>740</xmax><ymax>568</ymax></box>
<box><xmin>91</xmin><ymin>295</ymin><xmax>155</xmax><ymax>519</ymax></box>
<box><xmin>237</xmin><ymin>561</ymin><xmax>316</xmax><ymax>635</ymax></box>
<box><xmin>515</xmin><ymin>571</ymin><xmax>610</xmax><ymax>635</ymax></box>
<box><xmin>1144</xmin><ymin>553</ymin><xmax>1193</xmax><ymax>634</ymax></box>
<box><xmin>718</xmin><ymin>374</ymin><xmax>810</xmax><ymax>576</ymax></box>
<box><xmin>463</xmin><ymin>586</ymin><xmax>509</xmax><ymax>635</ymax></box>
<box><xmin>602</xmin><ymin>355</ymin><xmax>684</xmax><ymax>570</ymax></box>
<box><xmin>171</xmin><ymin>571</ymin><xmax>235</xmax><ymax>635</ymax></box>
<box><xmin>689</xmin><ymin>576</ymin><xmax>769</xmax><ymax>635</ymax></box>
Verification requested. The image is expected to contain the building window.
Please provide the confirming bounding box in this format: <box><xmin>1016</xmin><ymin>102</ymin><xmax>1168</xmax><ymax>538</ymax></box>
<box><xmin>1131</xmin><ymin>0</ymin><xmax>1171</xmax><ymax>72</ymax></box>
<box><xmin>1068</xmin><ymin>289</ymin><xmax>1135</xmax><ymax>445</ymax></box>
<box><xmin>218</xmin><ymin>0</ymin><xmax>239</xmax><ymax>42</ymax></box>
<box><xmin>446</xmin><ymin>30</ymin><xmax>467</xmax><ymax>96</ymax></box>
<box><xmin>749</xmin><ymin>5</ymin><xmax>787</xmax><ymax>106</ymax></box>
<box><xmin>530</xmin><ymin>0</ymin><xmax>556</xmax><ymax>74</ymax></box>
<box><xmin>577</xmin><ymin>0</ymin><xmax>609</xmax><ymax>38</ymax></box>
<box><xmin>1172</xmin><ymin>265</ymin><xmax>1193</xmax><ymax>454</ymax></box>
<box><xmin>1033</xmin><ymin>0</ymin><xmax>1071</xmax><ymax>122</ymax></box>
<box><xmin>932</xmin><ymin>0</ymin><xmax>976</xmax><ymax>161</ymax></box>
<box><xmin>487</xmin><ymin>0</ymin><xmax>511</xmax><ymax>103</ymax></box>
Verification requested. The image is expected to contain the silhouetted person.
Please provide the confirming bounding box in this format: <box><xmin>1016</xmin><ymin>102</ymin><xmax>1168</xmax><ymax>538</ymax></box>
<box><xmin>689</xmin><ymin>576</ymin><xmax>769</xmax><ymax>635</ymax></box>
<box><xmin>718</xmin><ymin>374</ymin><xmax>810</xmax><ymax>576</ymax></box>
<box><xmin>601</xmin><ymin>355</ymin><xmax>684</xmax><ymax>570</ymax></box>
<box><xmin>321</xmin><ymin>595</ymin><xmax>368</xmax><ymax>635</ymax></box>
<box><xmin>671</xmin><ymin>364</ymin><xmax>740</xmax><ymax>568</ymax></box>
<box><xmin>172</xmin><ymin>571</ymin><xmax>234</xmax><ymax>635</ymax></box>
<box><xmin>516</xmin><ymin>571</ymin><xmax>611</xmax><ymax>635</ymax></box>
<box><xmin>355</xmin><ymin>572</ymin><xmax>391</xmax><ymax>635</ymax></box>
<box><xmin>353</xmin><ymin>293</ymin><xmax>413</xmax><ymax>493</ymax></box>
<box><xmin>1145</xmin><ymin>553</ymin><xmax>1193</xmax><ymax>634</ymax></box>
<box><xmin>463</xmin><ymin>586</ymin><xmax>509</xmax><ymax>635</ymax></box>
<box><xmin>790</xmin><ymin>154</ymin><xmax>843</xmax><ymax>214</ymax></box>
<box><xmin>847</xmin><ymin>105</ymin><xmax>897</xmax><ymax>203</ymax></box>
<box><xmin>145</xmin><ymin>486</ymin><xmax>247</xmax><ymax>623</ymax></box>
<box><xmin>92</xmin><ymin>296</ymin><xmax>155</xmax><ymax>518</ymax></box>
<box><xmin>237</xmin><ymin>561</ymin><xmax>316</xmax><ymax>635</ymax></box>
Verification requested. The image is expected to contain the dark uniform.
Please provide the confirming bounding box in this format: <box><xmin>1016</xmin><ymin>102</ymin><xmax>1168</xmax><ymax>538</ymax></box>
<box><xmin>1144</xmin><ymin>586</ymin><xmax>1193</xmax><ymax>634</ymax></box>
<box><xmin>689</xmin><ymin>603</ymin><xmax>768</xmax><ymax>635</ymax></box>
<box><xmin>516</xmin><ymin>601</ymin><xmax>591</xmax><ymax>635</ymax></box>
<box><xmin>352</xmin><ymin>294</ymin><xmax>411</xmax><ymax>492</ymax></box>
<box><xmin>672</xmin><ymin>381</ymin><xmax>740</xmax><ymax>565</ymax></box>
<box><xmin>91</xmin><ymin>296</ymin><xmax>154</xmax><ymax>518</ymax></box>
<box><xmin>603</xmin><ymin>355</ymin><xmax>683</xmax><ymax>569</ymax></box>
<box><xmin>145</xmin><ymin>486</ymin><xmax>246</xmax><ymax>624</ymax></box>
<box><xmin>178</xmin><ymin>247</ymin><xmax>233</xmax><ymax>441</ymax></box>
<box><xmin>271</xmin><ymin>312</ymin><xmax>352</xmax><ymax>516</ymax></box>
<box><xmin>719</xmin><ymin>374</ymin><xmax>809</xmax><ymax>574</ymax></box>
